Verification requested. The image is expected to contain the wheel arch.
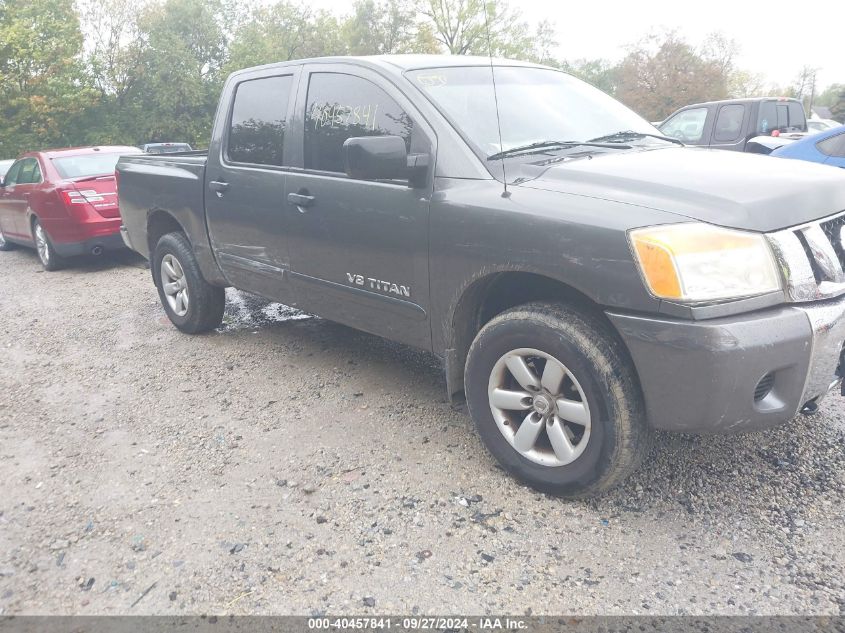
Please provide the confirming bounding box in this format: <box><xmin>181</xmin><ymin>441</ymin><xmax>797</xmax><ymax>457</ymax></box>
<box><xmin>147</xmin><ymin>210</ymin><xmax>188</xmax><ymax>285</ymax></box>
<box><xmin>444</xmin><ymin>270</ymin><xmax>625</xmax><ymax>404</ymax></box>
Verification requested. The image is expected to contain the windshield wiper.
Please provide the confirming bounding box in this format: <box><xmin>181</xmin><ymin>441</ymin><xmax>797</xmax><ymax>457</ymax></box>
<box><xmin>588</xmin><ymin>130</ymin><xmax>684</xmax><ymax>146</ymax></box>
<box><xmin>487</xmin><ymin>140</ymin><xmax>631</xmax><ymax>161</ymax></box>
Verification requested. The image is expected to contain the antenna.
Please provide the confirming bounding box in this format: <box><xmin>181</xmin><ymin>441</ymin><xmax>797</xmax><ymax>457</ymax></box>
<box><xmin>483</xmin><ymin>3</ymin><xmax>509</xmax><ymax>197</ymax></box>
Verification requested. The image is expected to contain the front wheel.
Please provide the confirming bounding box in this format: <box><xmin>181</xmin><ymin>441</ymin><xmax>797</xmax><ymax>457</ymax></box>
<box><xmin>33</xmin><ymin>219</ymin><xmax>64</xmax><ymax>271</ymax></box>
<box><xmin>464</xmin><ymin>302</ymin><xmax>651</xmax><ymax>498</ymax></box>
<box><xmin>0</xmin><ymin>226</ymin><xmax>14</xmax><ymax>251</ymax></box>
<box><xmin>153</xmin><ymin>232</ymin><xmax>225</xmax><ymax>334</ymax></box>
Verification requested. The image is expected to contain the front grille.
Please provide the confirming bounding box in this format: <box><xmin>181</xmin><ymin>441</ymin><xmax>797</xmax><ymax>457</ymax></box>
<box><xmin>821</xmin><ymin>214</ymin><xmax>845</xmax><ymax>273</ymax></box>
<box><xmin>767</xmin><ymin>210</ymin><xmax>845</xmax><ymax>302</ymax></box>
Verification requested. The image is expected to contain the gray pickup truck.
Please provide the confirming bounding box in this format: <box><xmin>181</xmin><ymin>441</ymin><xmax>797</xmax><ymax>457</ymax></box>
<box><xmin>658</xmin><ymin>97</ymin><xmax>808</xmax><ymax>152</ymax></box>
<box><xmin>117</xmin><ymin>55</ymin><xmax>845</xmax><ymax>497</ymax></box>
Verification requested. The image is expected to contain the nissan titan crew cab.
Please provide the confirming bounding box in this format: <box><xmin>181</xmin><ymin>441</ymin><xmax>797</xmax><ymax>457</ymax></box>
<box><xmin>117</xmin><ymin>56</ymin><xmax>845</xmax><ymax>497</ymax></box>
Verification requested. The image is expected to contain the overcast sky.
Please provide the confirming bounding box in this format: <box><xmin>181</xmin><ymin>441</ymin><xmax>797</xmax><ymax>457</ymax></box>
<box><xmin>308</xmin><ymin>0</ymin><xmax>845</xmax><ymax>91</ymax></box>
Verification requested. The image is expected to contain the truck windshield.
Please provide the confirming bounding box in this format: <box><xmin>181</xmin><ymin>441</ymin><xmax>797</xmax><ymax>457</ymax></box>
<box><xmin>408</xmin><ymin>66</ymin><xmax>659</xmax><ymax>159</ymax></box>
<box><xmin>52</xmin><ymin>152</ymin><xmax>137</xmax><ymax>179</ymax></box>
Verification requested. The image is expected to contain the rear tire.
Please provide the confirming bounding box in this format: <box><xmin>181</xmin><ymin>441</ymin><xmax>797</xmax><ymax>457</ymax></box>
<box><xmin>153</xmin><ymin>231</ymin><xmax>225</xmax><ymax>334</ymax></box>
<box><xmin>32</xmin><ymin>219</ymin><xmax>64</xmax><ymax>271</ymax></box>
<box><xmin>464</xmin><ymin>301</ymin><xmax>651</xmax><ymax>498</ymax></box>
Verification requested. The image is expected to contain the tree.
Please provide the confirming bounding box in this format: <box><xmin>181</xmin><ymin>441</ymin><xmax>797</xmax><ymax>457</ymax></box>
<box><xmin>830</xmin><ymin>88</ymin><xmax>845</xmax><ymax>123</ymax></box>
<box><xmin>816</xmin><ymin>83</ymin><xmax>845</xmax><ymax>108</ymax></box>
<box><xmin>614</xmin><ymin>31</ymin><xmax>730</xmax><ymax>121</ymax></box>
<box><xmin>0</xmin><ymin>0</ymin><xmax>96</xmax><ymax>156</ymax></box>
<box><xmin>343</xmin><ymin>0</ymin><xmax>439</xmax><ymax>55</ymax></box>
<box><xmin>127</xmin><ymin>0</ymin><xmax>231</xmax><ymax>146</ymax></box>
<box><xmin>422</xmin><ymin>0</ymin><xmax>543</xmax><ymax>59</ymax></box>
<box><xmin>227</xmin><ymin>2</ymin><xmax>347</xmax><ymax>72</ymax></box>
<box><xmin>560</xmin><ymin>59</ymin><xmax>618</xmax><ymax>95</ymax></box>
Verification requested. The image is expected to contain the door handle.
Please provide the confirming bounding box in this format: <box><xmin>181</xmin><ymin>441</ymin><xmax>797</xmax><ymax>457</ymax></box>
<box><xmin>209</xmin><ymin>180</ymin><xmax>229</xmax><ymax>196</ymax></box>
<box><xmin>287</xmin><ymin>192</ymin><xmax>315</xmax><ymax>211</ymax></box>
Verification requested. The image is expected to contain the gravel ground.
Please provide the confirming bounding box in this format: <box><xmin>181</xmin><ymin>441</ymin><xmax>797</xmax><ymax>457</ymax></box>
<box><xmin>1</xmin><ymin>247</ymin><xmax>844</xmax><ymax>616</ymax></box>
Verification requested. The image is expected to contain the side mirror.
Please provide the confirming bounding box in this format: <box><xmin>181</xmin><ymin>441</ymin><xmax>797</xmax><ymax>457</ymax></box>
<box><xmin>343</xmin><ymin>136</ymin><xmax>429</xmax><ymax>187</ymax></box>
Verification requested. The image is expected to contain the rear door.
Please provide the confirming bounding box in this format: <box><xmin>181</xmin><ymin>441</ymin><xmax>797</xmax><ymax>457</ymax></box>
<box><xmin>709</xmin><ymin>103</ymin><xmax>748</xmax><ymax>151</ymax></box>
<box><xmin>204</xmin><ymin>66</ymin><xmax>301</xmax><ymax>302</ymax></box>
<box><xmin>284</xmin><ymin>63</ymin><xmax>435</xmax><ymax>350</ymax></box>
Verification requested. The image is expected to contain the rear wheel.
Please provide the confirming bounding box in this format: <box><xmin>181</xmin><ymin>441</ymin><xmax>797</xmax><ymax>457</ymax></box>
<box><xmin>33</xmin><ymin>219</ymin><xmax>64</xmax><ymax>271</ymax></box>
<box><xmin>153</xmin><ymin>232</ymin><xmax>225</xmax><ymax>334</ymax></box>
<box><xmin>464</xmin><ymin>302</ymin><xmax>651</xmax><ymax>498</ymax></box>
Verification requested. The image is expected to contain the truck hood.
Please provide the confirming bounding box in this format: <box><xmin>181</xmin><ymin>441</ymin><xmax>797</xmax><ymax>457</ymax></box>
<box><xmin>518</xmin><ymin>146</ymin><xmax>845</xmax><ymax>232</ymax></box>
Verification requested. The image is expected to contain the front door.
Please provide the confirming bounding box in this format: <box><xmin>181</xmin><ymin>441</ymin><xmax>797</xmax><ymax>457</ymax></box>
<box><xmin>204</xmin><ymin>67</ymin><xmax>300</xmax><ymax>302</ymax></box>
<box><xmin>285</xmin><ymin>65</ymin><xmax>435</xmax><ymax>350</ymax></box>
<box><xmin>0</xmin><ymin>158</ymin><xmax>41</xmax><ymax>240</ymax></box>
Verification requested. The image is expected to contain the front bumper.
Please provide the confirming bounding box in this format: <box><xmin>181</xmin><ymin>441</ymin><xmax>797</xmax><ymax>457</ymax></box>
<box><xmin>607</xmin><ymin>295</ymin><xmax>845</xmax><ymax>433</ymax></box>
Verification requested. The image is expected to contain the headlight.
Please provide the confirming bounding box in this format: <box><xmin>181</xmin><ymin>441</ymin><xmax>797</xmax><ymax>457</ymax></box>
<box><xmin>629</xmin><ymin>223</ymin><xmax>782</xmax><ymax>302</ymax></box>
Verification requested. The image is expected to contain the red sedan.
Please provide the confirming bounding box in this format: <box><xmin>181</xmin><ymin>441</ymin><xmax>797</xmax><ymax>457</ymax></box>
<box><xmin>0</xmin><ymin>145</ymin><xmax>141</xmax><ymax>270</ymax></box>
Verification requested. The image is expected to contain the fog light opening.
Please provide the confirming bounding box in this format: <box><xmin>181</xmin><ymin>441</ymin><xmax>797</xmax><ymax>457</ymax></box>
<box><xmin>801</xmin><ymin>399</ymin><xmax>819</xmax><ymax>415</ymax></box>
<box><xmin>754</xmin><ymin>372</ymin><xmax>775</xmax><ymax>403</ymax></box>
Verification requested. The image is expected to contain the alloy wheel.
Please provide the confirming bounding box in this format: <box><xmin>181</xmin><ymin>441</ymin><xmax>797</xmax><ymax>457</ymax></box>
<box><xmin>34</xmin><ymin>223</ymin><xmax>50</xmax><ymax>265</ymax></box>
<box><xmin>161</xmin><ymin>253</ymin><xmax>190</xmax><ymax>317</ymax></box>
<box><xmin>487</xmin><ymin>348</ymin><xmax>592</xmax><ymax>467</ymax></box>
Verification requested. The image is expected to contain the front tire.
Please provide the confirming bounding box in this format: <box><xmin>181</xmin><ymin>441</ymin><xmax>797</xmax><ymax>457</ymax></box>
<box><xmin>153</xmin><ymin>232</ymin><xmax>225</xmax><ymax>334</ymax></box>
<box><xmin>33</xmin><ymin>219</ymin><xmax>64</xmax><ymax>271</ymax></box>
<box><xmin>0</xmin><ymin>226</ymin><xmax>14</xmax><ymax>251</ymax></box>
<box><xmin>464</xmin><ymin>302</ymin><xmax>651</xmax><ymax>498</ymax></box>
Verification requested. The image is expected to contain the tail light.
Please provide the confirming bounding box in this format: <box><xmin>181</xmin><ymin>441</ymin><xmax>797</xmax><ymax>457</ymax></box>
<box><xmin>58</xmin><ymin>176</ymin><xmax>120</xmax><ymax>219</ymax></box>
<box><xmin>61</xmin><ymin>189</ymin><xmax>106</xmax><ymax>205</ymax></box>
<box><xmin>59</xmin><ymin>188</ymin><xmax>96</xmax><ymax>221</ymax></box>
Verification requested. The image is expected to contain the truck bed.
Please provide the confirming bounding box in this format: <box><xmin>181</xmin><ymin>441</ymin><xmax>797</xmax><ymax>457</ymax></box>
<box><xmin>117</xmin><ymin>151</ymin><xmax>225</xmax><ymax>286</ymax></box>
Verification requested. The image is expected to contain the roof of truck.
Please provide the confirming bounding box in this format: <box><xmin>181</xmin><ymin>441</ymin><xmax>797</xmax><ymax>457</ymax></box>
<box><xmin>228</xmin><ymin>55</ymin><xmax>547</xmax><ymax>79</ymax></box>
<box><xmin>679</xmin><ymin>96</ymin><xmax>802</xmax><ymax>109</ymax></box>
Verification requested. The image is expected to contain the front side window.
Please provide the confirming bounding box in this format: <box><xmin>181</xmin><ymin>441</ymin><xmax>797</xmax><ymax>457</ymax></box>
<box><xmin>660</xmin><ymin>107</ymin><xmax>708</xmax><ymax>143</ymax></box>
<box><xmin>817</xmin><ymin>132</ymin><xmax>845</xmax><ymax>158</ymax></box>
<box><xmin>713</xmin><ymin>105</ymin><xmax>745</xmax><ymax>142</ymax></box>
<box><xmin>227</xmin><ymin>75</ymin><xmax>293</xmax><ymax>166</ymax></box>
<box><xmin>3</xmin><ymin>161</ymin><xmax>23</xmax><ymax>186</ymax></box>
<box><xmin>17</xmin><ymin>158</ymin><xmax>39</xmax><ymax>184</ymax></box>
<box><xmin>304</xmin><ymin>73</ymin><xmax>414</xmax><ymax>173</ymax></box>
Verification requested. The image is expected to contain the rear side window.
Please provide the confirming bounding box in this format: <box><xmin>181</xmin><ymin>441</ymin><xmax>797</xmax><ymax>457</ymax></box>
<box><xmin>758</xmin><ymin>101</ymin><xmax>806</xmax><ymax>133</ymax></box>
<box><xmin>660</xmin><ymin>107</ymin><xmax>707</xmax><ymax>143</ymax></box>
<box><xmin>227</xmin><ymin>75</ymin><xmax>293</xmax><ymax>166</ymax></box>
<box><xmin>713</xmin><ymin>104</ymin><xmax>745</xmax><ymax>142</ymax></box>
<box><xmin>304</xmin><ymin>73</ymin><xmax>414</xmax><ymax>173</ymax></box>
<box><xmin>787</xmin><ymin>102</ymin><xmax>806</xmax><ymax>131</ymax></box>
<box><xmin>817</xmin><ymin>132</ymin><xmax>845</xmax><ymax>158</ymax></box>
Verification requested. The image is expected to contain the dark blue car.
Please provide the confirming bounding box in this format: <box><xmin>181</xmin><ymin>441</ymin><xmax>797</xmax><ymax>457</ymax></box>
<box><xmin>771</xmin><ymin>124</ymin><xmax>845</xmax><ymax>168</ymax></box>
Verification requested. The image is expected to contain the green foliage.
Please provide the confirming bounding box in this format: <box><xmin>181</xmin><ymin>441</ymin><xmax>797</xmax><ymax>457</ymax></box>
<box><xmin>227</xmin><ymin>3</ymin><xmax>347</xmax><ymax>72</ymax></box>
<box><xmin>422</xmin><ymin>0</ymin><xmax>553</xmax><ymax>61</ymax></box>
<box><xmin>830</xmin><ymin>89</ymin><xmax>845</xmax><ymax>123</ymax></box>
<box><xmin>0</xmin><ymin>0</ymin><xmax>97</xmax><ymax>156</ymax></box>
<box><xmin>0</xmin><ymin>0</ymin><xmax>841</xmax><ymax>156</ymax></box>
<box><xmin>560</xmin><ymin>59</ymin><xmax>618</xmax><ymax>95</ymax></box>
<box><xmin>344</xmin><ymin>0</ymin><xmax>439</xmax><ymax>55</ymax></box>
